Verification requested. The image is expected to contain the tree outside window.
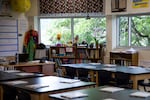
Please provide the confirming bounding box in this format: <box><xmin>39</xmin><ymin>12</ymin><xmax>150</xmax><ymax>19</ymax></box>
<box><xmin>118</xmin><ymin>15</ymin><xmax>150</xmax><ymax>47</ymax></box>
<box><xmin>40</xmin><ymin>17</ymin><xmax>106</xmax><ymax>46</ymax></box>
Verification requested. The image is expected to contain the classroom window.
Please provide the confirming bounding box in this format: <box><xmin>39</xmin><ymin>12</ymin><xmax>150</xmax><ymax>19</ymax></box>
<box><xmin>117</xmin><ymin>15</ymin><xmax>150</xmax><ymax>47</ymax></box>
<box><xmin>39</xmin><ymin>17</ymin><xmax>106</xmax><ymax>46</ymax></box>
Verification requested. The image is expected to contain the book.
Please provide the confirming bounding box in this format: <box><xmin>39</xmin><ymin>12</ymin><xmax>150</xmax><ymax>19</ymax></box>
<box><xmin>60</xmin><ymin>79</ymin><xmax>80</xmax><ymax>84</ymax></box>
<box><xmin>130</xmin><ymin>91</ymin><xmax>150</xmax><ymax>98</ymax></box>
<box><xmin>61</xmin><ymin>92</ymin><xmax>88</xmax><ymax>99</ymax></box>
<box><xmin>6</xmin><ymin>80</ymin><xmax>28</xmax><ymax>85</ymax></box>
<box><xmin>26</xmin><ymin>84</ymin><xmax>49</xmax><ymax>89</ymax></box>
<box><xmin>100</xmin><ymin>87</ymin><xmax>124</xmax><ymax>93</ymax></box>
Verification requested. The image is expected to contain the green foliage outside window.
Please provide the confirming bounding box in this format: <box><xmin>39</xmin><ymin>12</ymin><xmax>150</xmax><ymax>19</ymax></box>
<box><xmin>118</xmin><ymin>15</ymin><xmax>150</xmax><ymax>47</ymax></box>
<box><xmin>40</xmin><ymin>17</ymin><xmax>106</xmax><ymax>46</ymax></box>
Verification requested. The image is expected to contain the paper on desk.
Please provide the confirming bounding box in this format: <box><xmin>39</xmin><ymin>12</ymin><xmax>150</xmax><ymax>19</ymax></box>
<box><xmin>100</xmin><ymin>87</ymin><xmax>124</xmax><ymax>93</ymax></box>
<box><xmin>60</xmin><ymin>79</ymin><xmax>80</xmax><ymax>84</ymax></box>
<box><xmin>61</xmin><ymin>92</ymin><xmax>88</xmax><ymax>99</ymax></box>
<box><xmin>4</xmin><ymin>70</ymin><xmax>21</xmax><ymax>73</ymax></box>
<box><xmin>104</xmin><ymin>64</ymin><xmax>116</xmax><ymax>67</ymax></box>
<box><xmin>25</xmin><ymin>84</ymin><xmax>49</xmax><ymax>89</ymax></box>
<box><xmin>5</xmin><ymin>80</ymin><xmax>28</xmax><ymax>85</ymax></box>
<box><xmin>103</xmin><ymin>98</ymin><xmax>116</xmax><ymax>100</ymax></box>
<box><xmin>89</xmin><ymin>63</ymin><xmax>101</xmax><ymax>65</ymax></box>
<box><xmin>102</xmin><ymin>68</ymin><xmax>116</xmax><ymax>71</ymax></box>
<box><xmin>130</xmin><ymin>91</ymin><xmax>150</xmax><ymax>98</ymax></box>
<box><xmin>128</xmin><ymin>66</ymin><xmax>138</xmax><ymax>69</ymax></box>
<box><xmin>16</xmin><ymin>72</ymin><xmax>34</xmax><ymax>76</ymax></box>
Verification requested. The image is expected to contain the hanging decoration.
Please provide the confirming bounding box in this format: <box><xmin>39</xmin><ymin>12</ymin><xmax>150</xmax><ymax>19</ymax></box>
<box><xmin>10</xmin><ymin>0</ymin><xmax>31</xmax><ymax>13</ymax></box>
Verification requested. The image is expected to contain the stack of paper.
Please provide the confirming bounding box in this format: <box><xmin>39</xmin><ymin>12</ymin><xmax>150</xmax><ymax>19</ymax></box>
<box><xmin>102</xmin><ymin>68</ymin><xmax>116</xmax><ymax>71</ymax></box>
<box><xmin>130</xmin><ymin>91</ymin><xmax>150</xmax><ymax>98</ymax></box>
<box><xmin>26</xmin><ymin>84</ymin><xmax>49</xmax><ymax>89</ymax></box>
<box><xmin>104</xmin><ymin>64</ymin><xmax>116</xmax><ymax>67</ymax></box>
<box><xmin>61</xmin><ymin>92</ymin><xmax>88</xmax><ymax>99</ymax></box>
<box><xmin>16</xmin><ymin>72</ymin><xmax>34</xmax><ymax>76</ymax></box>
<box><xmin>6</xmin><ymin>80</ymin><xmax>28</xmax><ymax>85</ymax></box>
<box><xmin>4</xmin><ymin>70</ymin><xmax>20</xmax><ymax>73</ymax></box>
<box><xmin>103</xmin><ymin>99</ymin><xmax>116</xmax><ymax>100</ymax></box>
<box><xmin>60</xmin><ymin>79</ymin><xmax>80</xmax><ymax>84</ymax></box>
<box><xmin>100</xmin><ymin>87</ymin><xmax>124</xmax><ymax>93</ymax></box>
<box><xmin>89</xmin><ymin>63</ymin><xmax>101</xmax><ymax>65</ymax></box>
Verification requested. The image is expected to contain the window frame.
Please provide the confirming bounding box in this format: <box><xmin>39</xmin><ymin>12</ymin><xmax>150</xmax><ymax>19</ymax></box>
<box><xmin>38</xmin><ymin>16</ymin><xmax>106</xmax><ymax>46</ymax></box>
<box><xmin>117</xmin><ymin>14</ymin><xmax>150</xmax><ymax>48</ymax></box>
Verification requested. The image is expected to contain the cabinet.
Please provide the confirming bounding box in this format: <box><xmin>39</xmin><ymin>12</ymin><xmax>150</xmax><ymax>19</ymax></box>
<box><xmin>110</xmin><ymin>51</ymin><xmax>138</xmax><ymax>66</ymax></box>
<box><xmin>49</xmin><ymin>46</ymin><xmax>104</xmax><ymax>64</ymax></box>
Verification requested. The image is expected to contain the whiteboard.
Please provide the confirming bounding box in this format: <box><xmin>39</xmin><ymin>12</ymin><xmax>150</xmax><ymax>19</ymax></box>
<box><xmin>0</xmin><ymin>19</ymin><xmax>18</xmax><ymax>56</ymax></box>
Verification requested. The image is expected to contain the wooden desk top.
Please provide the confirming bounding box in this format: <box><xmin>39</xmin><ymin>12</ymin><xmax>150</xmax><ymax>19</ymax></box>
<box><xmin>5</xmin><ymin>60</ymin><xmax>55</xmax><ymax>67</ymax></box>
<box><xmin>49</xmin><ymin>86</ymin><xmax>150</xmax><ymax>100</ymax></box>
<box><xmin>0</xmin><ymin>71</ymin><xmax>44</xmax><ymax>82</ymax></box>
<box><xmin>0</xmin><ymin>76</ymin><xmax>95</xmax><ymax>93</ymax></box>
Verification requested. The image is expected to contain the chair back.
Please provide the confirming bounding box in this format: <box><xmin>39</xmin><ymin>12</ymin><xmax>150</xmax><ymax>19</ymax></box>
<box><xmin>98</xmin><ymin>70</ymin><xmax>112</xmax><ymax>86</ymax></box>
<box><xmin>115</xmin><ymin>72</ymin><xmax>130</xmax><ymax>85</ymax></box>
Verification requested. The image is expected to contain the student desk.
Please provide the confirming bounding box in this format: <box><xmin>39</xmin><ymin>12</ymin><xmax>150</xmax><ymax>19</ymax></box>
<box><xmin>4</xmin><ymin>60</ymin><xmax>55</xmax><ymax>75</ymax></box>
<box><xmin>49</xmin><ymin>86</ymin><xmax>150</xmax><ymax>100</ymax></box>
<box><xmin>0</xmin><ymin>76</ymin><xmax>95</xmax><ymax>100</ymax></box>
<box><xmin>0</xmin><ymin>71</ymin><xmax>44</xmax><ymax>100</ymax></box>
<box><xmin>61</xmin><ymin>63</ymin><xmax>150</xmax><ymax>89</ymax></box>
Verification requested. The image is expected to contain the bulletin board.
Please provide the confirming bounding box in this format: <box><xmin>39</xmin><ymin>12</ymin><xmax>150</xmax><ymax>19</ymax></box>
<box><xmin>0</xmin><ymin>18</ymin><xmax>18</xmax><ymax>56</ymax></box>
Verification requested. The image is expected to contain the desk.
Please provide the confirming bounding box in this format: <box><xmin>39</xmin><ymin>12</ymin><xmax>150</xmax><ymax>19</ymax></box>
<box><xmin>4</xmin><ymin>60</ymin><xmax>55</xmax><ymax>75</ymax></box>
<box><xmin>0</xmin><ymin>71</ymin><xmax>44</xmax><ymax>100</ymax></box>
<box><xmin>61</xmin><ymin>63</ymin><xmax>150</xmax><ymax>89</ymax></box>
<box><xmin>49</xmin><ymin>86</ymin><xmax>150</xmax><ymax>100</ymax></box>
<box><xmin>0</xmin><ymin>76</ymin><xmax>95</xmax><ymax>100</ymax></box>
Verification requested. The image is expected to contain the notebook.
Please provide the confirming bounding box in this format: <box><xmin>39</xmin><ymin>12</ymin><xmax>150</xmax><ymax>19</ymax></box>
<box><xmin>61</xmin><ymin>92</ymin><xmax>88</xmax><ymax>99</ymax></box>
<box><xmin>6</xmin><ymin>80</ymin><xmax>28</xmax><ymax>85</ymax></box>
<box><xmin>100</xmin><ymin>87</ymin><xmax>124</xmax><ymax>93</ymax></box>
<box><xmin>26</xmin><ymin>84</ymin><xmax>49</xmax><ymax>89</ymax></box>
<box><xmin>130</xmin><ymin>91</ymin><xmax>150</xmax><ymax>98</ymax></box>
<box><xmin>60</xmin><ymin>79</ymin><xmax>80</xmax><ymax>84</ymax></box>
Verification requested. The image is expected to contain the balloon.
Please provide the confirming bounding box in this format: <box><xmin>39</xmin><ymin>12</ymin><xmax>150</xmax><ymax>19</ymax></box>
<box><xmin>10</xmin><ymin>0</ymin><xmax>31</xmax><ymax>13</ymax></box>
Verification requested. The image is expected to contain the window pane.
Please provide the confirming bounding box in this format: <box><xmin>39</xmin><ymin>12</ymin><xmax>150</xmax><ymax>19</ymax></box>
<box><xmin>40</xmin><ymin>18</ymin><xmax>71</xmax><ymax>45</ymax></box>
<box><xmin>74</xmin><ymin>18</ymin><xmax>106</xmax><ymax>44</ymax></box>
<box><xmin>118</xmin><ymin>16</ymin><xmax>129</xmax><ymax>46</ymax></box>
<box><xmin>131</xmin><ymin>16</ymin><xmax>150</xmax><ymax>47</ymax></box>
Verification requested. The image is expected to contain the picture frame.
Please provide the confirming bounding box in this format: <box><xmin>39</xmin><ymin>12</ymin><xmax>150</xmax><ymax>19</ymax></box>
<box><xmin>111</xmin><ymin>0</ymin><xmax>126</xmax><ymax>12</ymax></box>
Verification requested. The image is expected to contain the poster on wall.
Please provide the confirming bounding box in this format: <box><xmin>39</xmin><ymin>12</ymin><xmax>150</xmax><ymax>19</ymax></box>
<box><xmin>132</xmin><ymin>0</ymin><xmax>149</xmax><ymax>8</ymax></box>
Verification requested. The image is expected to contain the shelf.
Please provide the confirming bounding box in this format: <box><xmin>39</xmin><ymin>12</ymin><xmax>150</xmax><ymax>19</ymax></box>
<box><xmin>50</xmin><ymin>46</ymin><xmax>104</xmax><ymax>64</ymax></box>
<box><xmin>110</xmin><ymin>51</ymin><xmax>138</xmax><ymax>66</ymax></box>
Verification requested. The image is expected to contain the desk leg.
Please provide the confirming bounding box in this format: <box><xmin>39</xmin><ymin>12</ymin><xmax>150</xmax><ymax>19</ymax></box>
<box><xmin>95</xmin><ymin>71</ymin><xmax>99</xmax><ymax>86</ymax></box>
<box><xmin>89</xmin><ymin>70</ymin><xmax>95</xmax><ymax>82</ymax></box>
<box><xmin>0</xmin><ymin>85</ymin><xmax>3</xmax><ymax>100</ymax></box>
<box><xmin>130</xmin><ymin>74</ymin><xmax>150</xmax><ymax>89</ymax></box>
<box><xmin>130</xmin><ymin>75</ymin><xmax>138</xmax><ymax>89</ymax></box>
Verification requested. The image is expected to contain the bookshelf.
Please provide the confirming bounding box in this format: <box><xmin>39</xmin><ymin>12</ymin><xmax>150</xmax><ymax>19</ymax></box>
<box><xmin>49</xmin><ymin>46</ymin><xmax>104</xmax><ymax>64</ymax></box>
<box><xmin>110</xmin><ymin>51</ymin><xmax>138</xmax><ymax>66</ymax></box>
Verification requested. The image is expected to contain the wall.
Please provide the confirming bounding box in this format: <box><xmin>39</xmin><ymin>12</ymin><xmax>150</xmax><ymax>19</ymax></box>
<box><xmin>105</xmin><ymin>0</ymin><xmax>150</xmax><ymax>66</ymax></box>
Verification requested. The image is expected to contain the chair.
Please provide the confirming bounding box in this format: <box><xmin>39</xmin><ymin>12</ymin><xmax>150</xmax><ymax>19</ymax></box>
<box><xmin>138</xmin><ymin>79</ymin><xmax>150</xmax><ymax>92</ymax></box>
<box><xmin>114</xmin><ymin>72</ymin><xmax>133</xmax><ymax>89</ymax></box>
<box><xmin>77</xmin><ymin>68</ymin><xmax>90</xmax><ymax>82</ymax></box>
<box><xmin>65</xmin><ymin>67</ymin><xmax>77</xmax><ymax>79</ymax></box>
<box><xmin>98</xmin><ymin>70</ymin><xmax>113</xmax><ymax>86</ymax></box>
<box><xmin>3</xmin><ymin>86</ymin><xmax>18</xmax><ymax>100</ymax></box>
<box><xmin>55</xmin><ymin>58</ymin><xmax>76</xmax><ymax>79</ymax></box>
